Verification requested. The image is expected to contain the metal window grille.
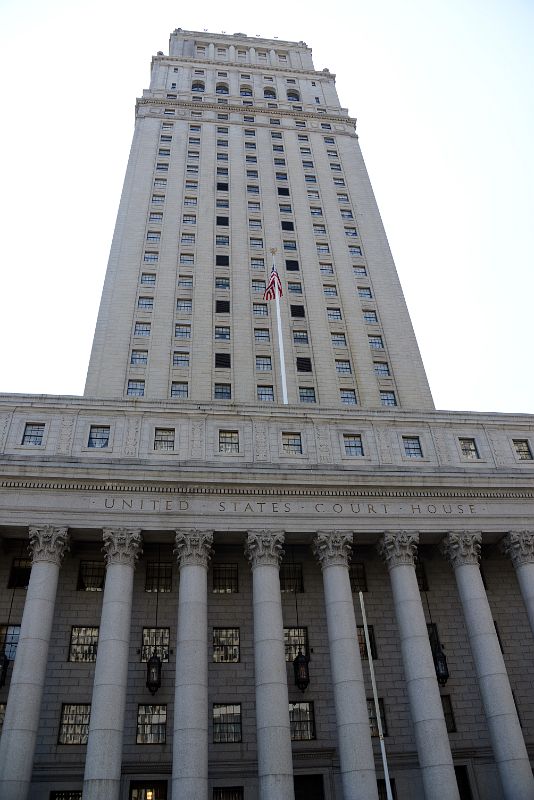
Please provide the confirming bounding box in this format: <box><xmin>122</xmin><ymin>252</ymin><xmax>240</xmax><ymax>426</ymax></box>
<box><xmin>213</xmin><ymin>789</ymin><xmax>244</xmax><ymax>800</ymax></box>
<box><xmin>254</xmin><ymin>330</ymin><xmax>270</xmax><ymax>343</ymax></box>
<box><xmin>136</xmin><ymin>704</ymin><xmax>167</xmax><ymax>744</ymax></box>
<box><xmin>140</xmin><ymin>273</ymin><xmax>156</xmax><ymax>285</ymax></box>
<box><xmin>50</xmin><ymin>793</ymin><xmax>83</xmax><ymax>800</ymax></box>
<box><xmin>0</xmin><ymin>624</ymin><xmax>20</xmax><ymax>659</ymax></box>
<box><xmin>354</xmin><ymin>266</ymin><xmax>367</xmax><ymax>276</ymax></box>
<box><xmin>22</xmin><ymin>423</ymin><xmax>44</xmax><ymax>446</ymax></box>
<box><xmin>8</xmin><ymin>558</ymin><xmax>32</xmax><ymax>588</ymax></box>
<box><xmin>459</xmin><ymin>437</ymin><xmax>479</xmax><ymax>459</ymax></box>
<box><xmin>154</xmin><ymin>428</ymin><xmax>175</xmax><ymax>451</ymax></box>
<box><xmin>403</xmin><ymin>437</ymin><xmax>423</xmax><ymax>458</ymax></box>
<box><xmin>369</xmin><ymin>336</ymin><xmax>384</xmax><ymax>349</ymax></box>
<box><xmin>374</xmin><ymin>362</ymin><xmax>390</xmax><ymax>377</ymax></box>
<box><xmin>172</xmin><ymin>351</ymin><xmax>189</xmax><ymax>368</ymax></box>
<box><xmin>212</xmin><ymin>563</ymin><xmax>238</xmax><ymax>594</ymax></box>
<box><xmin>332</xmin><ymin>334</ymin><xmax>346</xmax><ymax>346</ymax></box>
<box><xmin>364</xmin><ymin>311</ymin><xmax>378</xmax><ymax>324</ymax></box>
<box><xmin>251</xmin><ymin>280</ymin><xmax>266</xmax><ymax>292</ymax></box>
<box><xmin>134</xmin><ymin>324</ymin><xmax>151</xmax><ymax>336</ymax></box>
<box><xmin>327</xmin><ymin>308</ymin><xmax>342</xmax><ymax>320</ymax></box>
<box><xmin>336</xmin><ymin>360</ymin><xmax>352</xmax><ymax>374</ymax></box>
<box><xmin>289</xmin><ymin>701</ymin><xmax>315</xmax><ymax>740</ymax></box>
<box><xmin>284</xmin><ymin>627</ymin><xmax>308</xmax><ymax>661</ymax></box>
<box><xmin>68</xmin><ymin>626</ymin><xmax>99</xmax><ymax>662</ymax></box>
<box><xmin>367</xmin><ymin>697</ymin><xmax>387</xmax><ymax>737</ymax></box>
<box><xmin>58</xmin><ymin>703</ymin><xmax>91</xmax><ymax>744</ymax></box>
<box><xmin>87</xmin><ymin>426</ymin><xmax>110</xmax><ymax>448</ymax></box>
<box><xmin>143</xmin><ymin>252</ymin><xmax>159</xmax><ymax>262</ymax></box>
<box><xmin>213</xmin><ymin>628</ymin><xmax>240</xmax><ymax>662</ymax></box>
<box><xmin>257</xmin><ymin>385</ymin><xmax>274</xmax><ymax>401</ymax></box>
<box><xmin>175</xmin><ymin>325</ymin><xmax>191</xmax><ymax>339</ymax></box>
<box><xmin>214</xmin><ymin>383</ymin><xmax>231</xmax><ymax>400</ymax></box>
<box><xmin>77</xmin><ymin>561</ymin><xmax>105</xmax><ymax>591</ymax></box>
<box><xmin>127</xmin><ymin>381</ymin><xmax>145</xmax><ymax>396</ymax></box>
<box><xmin>380</xmin><ymin>391</ymin><xmax>396</xmax><ymax>406</ymax></box>
<box><xmin>213</xmin><ymin>704</ymin><xmax>242</xmax><ymax>743</ymax></box>
<box><xmin>219</xmin><ymin>431</ymin><xmax>239</xmax><ymax>453</ymax></box>
<box><xmin>513</xmin><ymin>439</ymin><xmax>533</xmax><ymax>460</ymax></box>
<box><xmin>441</xmin><ymin>694</ymin><xmax>457</xmax><ymax>733</ymax></box>
<box><xmin>357</xmin><ymin>625</ymin><xmax>377</xmax><ymax>660</ymax></box>
<box><xmin>294</xmin><ymin>332</ymin><xmax>309</xmax><ymax>344</ymax></box>
<box><xmin>141</xmin><ymin>627</ymin><xmax>170</xmax><ymax>662</ymax></box>
<box><xmin>280</xmin><ymin>562</ymin><xmax>304</xmax><ymax>592</ymax></box>
<box><xmin>253</xmin><ymin>304</ymin><xmax>268</xmax><ymax>316</ymax></box>
<box><xmin>170</xmin><ymin>382</ymin><xmax>188</xmax><ymax>398</ymax></box>
<box><xmin>299</xmin><ymin>387</ymin><xmax>316</xmax><ymax>403</ymax></box>
<box><xmin>214</xmin><ymin>327</ymin><xmax>230</xmax><ymax>340</ymax></box>
<box><xmin>340</xmin><ymin>390</ymin><xmax>357</xmax><ymax>405</ymax></box>
<box><xmin>349</xmin><ymin>562</ymin><xmax>368</xmax><ymax>592</ymax></box>
<box><xmin>323</xmin><ymin>286</ymin><xmax>337</xmax><ymax>296</ymax></box>
<box><xmin>145</xmin><ymin>562</ymin><xmax>172</xmax><ymax>593</ymax></box>
<box><xmin>282</xmin><ymin>433</ymin><xmax>302</xmax><ymax>455</ymax></box>
<box><xmin>344</xmin><ymin>435</ymin><xmax>364</xmax><ymax>456</ymax></box>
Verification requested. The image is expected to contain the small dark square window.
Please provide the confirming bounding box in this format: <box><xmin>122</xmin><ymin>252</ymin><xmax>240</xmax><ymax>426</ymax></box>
<box><xmin>212</xmin><ymin>563</ymin><xmax>238</xmax><ymax>593</ymax></box>
<box><xmin>285</xmin><ymin>259</ymin><xmax>299</xmax><ymax>271</ymax></box>
<box><xmin>145</xmin><ymin>562</ymin><xmax>172</xmax><ymax>593</ymax></box>
<box><xmin>281</xmin><ymin>220</ymin><xmax>294</xmax><ymax>231</ymax></box>
<box><xmin>216</xmin><ymin>216</ymin><xmax>229</xmax><ymax>226</ymax></box>
<box><xmin>216</xmin><ymin>254</ymin><xmax>230</xmax><ymax>266</ymax></box>
<box><xmin>215</xmin><ymin>353</ymin><xmax>231</xmax><ymax>368</ymax></box>
<box><xmin>296</xmin><ymin>357</ymin><xmax>312</xmax><ymax>372</ymax></box>
<box><xmin>277</xmin><ymin>187</ymin><xmax>290</xmax><ymax>196</ymax></box>
<box><xmin>290</xmin><ymin>305</ymin><xmax>305</xmax><ymax>318</ymax></box>
<box><xmin>8</xmin><ymin>558</ymin><xmax>32</xmax><ymax>589</ymax></box>
<box><xmin>217</xmin><ymin>182</ymin><xmax>229</xmax><ymax>191</ymax></box>
<box><xmin>216</xmin><ymin>300</ymin><xmax>230</xmax><ymax>313</ymax></box>
<box><xmin>280</xmin><ymin>562</ymin><xmax>304</xmax><ymax>592</ymax></box>
<box><xmin>77</xmin><ymin>561</ymin><xmax>105</xmax><ymax>591</ymax></box>
<box><xmin>349</xmin><ymin>562</ymin><xmax>368</xmax><ymax>592</ymax></box>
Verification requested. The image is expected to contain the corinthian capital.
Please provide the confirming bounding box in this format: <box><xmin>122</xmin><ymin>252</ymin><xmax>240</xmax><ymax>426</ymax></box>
<box><xmin>441</xmin><ymin>531</ymin><xmax>481</xmax><ymax>569</ymax></box>
<box><xmin>29</xmin><ymin>525</ymin><xmax>69</xmax><ymax>566</ymax></box>
<box><xmin>174</xmin><ymin>529</ymin><xmax>213</xmax><ymax>568</ymax></box>
<box><xmin>501</xmin><ymin>531</ymin><xmax>534</xmax><ymax>568</ymax></box>
<box><xmin>102</xmin><ymin>528</ymin><xmax>142</xmax><ymax>567</ymax></box>
<box><xmin>245</xmin><ymin>530</ymin><xmax>284</xmax><ymax>569</ymax></box>
<box><xmin>377</xmin><ymin>531</ymin><xmax>419</xmax><ymax>569</ymax></box>
<box><xmin>313</xmin><ymin>530</ymin><xmax>353</xmax><ymax>569</ymax></box>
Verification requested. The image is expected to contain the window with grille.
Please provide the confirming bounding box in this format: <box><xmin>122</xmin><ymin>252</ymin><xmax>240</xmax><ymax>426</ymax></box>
<box><xmin>253</xmin><ymin>303</ymin><xmax>268</xmax><ymax>316</ymax></box>
<box><xmin>290</xmin><ymin>305</ymin><xmax>305</xmax><ymax>318</ymax></box>
<box><xmin>145</xmin><ymin>562</ymin><xmax>172</xmax><ymax>593</ymax></box>
<box><xmin>175</xmin><ymin>325</ymin><xmax>191</xmax><ymax>339</ymax></box>
<box><xmin>280</xmin><ymin>562</ymin><xmax>304</xmax><ymax>592</ymax></box>
<box><xmin>127</xmin><ymin>380</ymin><xmax>145</xmax><ymax>396</ymax></box>
<box><xmin>141</xmin><ymin>627</ymin><xmax>170</xmax><ymax>662</ymax></box>
<box><xmin>213</xmin><ymin>704</ymin><xmax>242</xmax><ymax>743</ymax></box>
<box><xmin>68</xmin><ymin>626</ymin><xmax>99</xmax><ymax>662</ymax></box>
<box><xmin>513</xmin><ymin>439</ymin><xmax>533</xmax><ymax>460</ymax></box>
<box><xmin>331</xmin><ymin>333</ymin><xmax>346</xmax><ymax>347</ymax></box>
<box><xmin>87</xmin><ymin>425</ymin><xmax>110</xmax><ymax>448</ymax></box>
<box><xmin>327</xmin><ymin>308</ymin><xmax>342</xmax><ymax>321</ymax></box>
<box><xmin>282</xmin><ymin>432</ymin><xmax>302</xmax><ymax>455</ymax></box>
<box><xmin>213</xmin><ymin>789</ymin><xmax>244</xmax><ymax>800</ymax></box>
<box><xmin>284</xmin><ymin>627</ymin><xmax>308</xmax><ymax>661</ymax></box>
<box><xmin>336</xmin><ymin>360</ymin><xmax>352</xmax><ymax>375</ymax></box>
<box><xmin>22</xmin><ymin>423</ymin><xmax>44</xmax><ymax>446</ymax></box>
<box><xmin>77</xmin><ymin>561</ymin><xmax>105</xmax><ymax>592</ymax></box>
<box><xmin>136</xmin><ymin>704</ymin><xmax>167</xmax><ymax>744</ymax></box>
<box><xmin>353</xmin><ymin>265</ymin><xmax>367</xmax><ymax>276</ymax></box>
<box><xmin>299</xmin><ymin>387</ymin><xmax>316</xmax><ymax>403</ymax></box>
<box><xmin>340</xmin><ymin>389</ymin><xmax>357</xmax><ymax>405</ymax></box>
<box><xmin>363</xmin><ymin>310</ymin><xmax>378</xmax><ymax>324</ymax></box>
<box><xmin>215</xmin><ymin>353</ymin><xmax>231</xmax><ymax>369</ymax></box>
<box><xmin>415</xmin><ymin>560</ymin><xmax>429</xmax><ymax>591</ymax></box>
<box><xmin>357</xmin><ymin>625</ymin><xmax>377</xmax><ymax>660</ymax></box>
<box><xmin>213</xmin><ymin>628</ymin><xmax>240</xmax><ymax>662</ymax></box>
<box><xmin>214</xmin><ymin>383</ymin><xmax>231</xmax><ymax>400</ymax></box>
<box><xmin>8</xmin><ymin>558</ymin><xmax>32</xmax><ymax>589</ymax></box>
<box><xmin>251</xmin><ymin>280</ymin><xmax>266</xmax><ymax>292</ymax></box>
<box><xmin>179</xmin><ymin>253</ymin><xmax>194</xmax><ymax>265</ymax></box>
<box><xmin>219</xmin><ymin>430</ymin><xmax>239</xmax><ymax>453</ymax></box>
<box><xmin>441</xmin><ymin>694</ymin><xmax>456</xmax><ymax>733</ymax></box>
<box><xmin>255</xmin><ymin>329</ymin><xmax>270</xmax><ymax>343</ymax></box>
<box><xmin>289</xmin><ymin>701</ymin><xmax>315</xmax><ymax>740</ymax></box>
<box><xmin>367</xmin><ymin>698</ymin><xmax>387</xmax><ymax>737</ymax></box>
<box><xmin>344</xmin><ymin>434</ymin><xmax>364</xmax><ymax>456</ymax></box>
<box><xmin>216</xmin><ymin>278</ymin><xmax>230</xmax><ymax>289</ymax></box>
<box><xmin>374</xmin><ymin>362</ymin><xmax>390</xmax><ymax>377</ymax></box>
<box><xmin>170</xmin><ymin>382</ymin><xmax>188</xmax><ymax>398</ymax></box>
<box><xmin>293</xmin><ymin>331</ymin><xmax>309</xmax><ymax>345</ymax></box>
<box><xmin>131</xmin><ymin>350</ymin><xmax>148</xmax><ymax>365</ymax></box>
<box><xmin>459</xmin><ymin>437</ymin><xmax>480</xmax><ymax>460</ymax></box>
<box><xmin>380</xmin><ymin>391</ymin><xmax>396</xmax><ymax>406</ymax></box>
<box><xmin>153</xmin><ymin>428</ymin><xmax>175</xmax><ymax>451</ymax></box>
<box><xmin>215</xmin><ymin>327</ymin><xmax>231</xmax><ymax>340</ymax></box>
<box><xmin>257</xmin><ymin>385</ymin><xmax>274</xmax><ymax>402</ymax></box>
<box><xmin>212</xmin><ymin>563</ymin><xmax>238</xmax><ymax>594</ymax></box>
<box><xmin>173</xmin><ymin>352</ymin><xmax>189</xmax><ymax>368</ymax></box>
<box><xmin>349</xmin><ymin>562</ymin><xmax>367</xmax><ymax>592</ymax></box>
<box><xmin>0</xmin><ymin>624</ymin><xmax>20</xmax><ymax>660</ymax></box>
<box><xmin>403</xmin><ymin>436</ymin><xmax>423</xmax><ymax>458</ymax></box>
<box><xmin>58</xmin><ymin>703</ymin><xmax>91</xmax><ymax>744</ymax></box>
<box><xmin>50</xmin><ymin>793</ymin><xmax>83</xmax><ymax>800</ymax></box>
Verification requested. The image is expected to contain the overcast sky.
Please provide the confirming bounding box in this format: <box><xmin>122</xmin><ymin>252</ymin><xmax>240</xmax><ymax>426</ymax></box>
<box><xmin>1</xmin><ymin>0</ymin><xmax>533</xmax><ymax>413</ymax></box>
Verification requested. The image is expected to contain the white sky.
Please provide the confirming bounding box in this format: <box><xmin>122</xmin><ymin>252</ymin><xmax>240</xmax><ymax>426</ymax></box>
<box><xmin>1</xmin><ymin>0</ymin><xmax>533</xmax><ymax>413</ymax></box>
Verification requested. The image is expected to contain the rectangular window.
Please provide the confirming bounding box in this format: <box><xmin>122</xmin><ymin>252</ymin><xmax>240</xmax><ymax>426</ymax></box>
<box><xmin>257</xmin><ymin>385</ymin><xmax>274</xmax><ymax>402</ymax></box>
<box><xmin>251</xmin><ymin>279</ymin><xmax>266</xmax><ymax>293</ymax></box>
<box><xmin>0</xmin><ymin>624</ymin><xmax>20</xmax><ymax>660</ymax></box>
<box><xmin>282</xmin><ymin>432</ymin><xmax>303</xmax><ymax>455</ymax></box>
<box><xmin>179</xmin><ymin>253</ymin><xmax>194</xmax><ymax>265</ymax></box>
<box><xmin>349</xmin><ymin>562</ymin><xmax>368</xmax><ymax>592</ymax></box>
<box><xmin>344</xmin><ymin>434</ymin><xmax>364</xmax><ymax>456</ymax></box>
<box><xmin>340</xmin><ymin>389</ymin><xmax>357</xmax><ymax>405</ymax></box>
<box><xmin>58</xmin><ymin>704</ymin><xmax>90</xmax><ymax>744</ymax></box>
<box><xmin>173</xmin><ymin>351</ymin><xmax>189</xmax><ymax>368</ymax></box>
<box><xmin>214</xmin><ymin>383</ymin><xmax>232</xmax><ymax>400</ymax></box>
<box><xmin>354</xmin><ymin>265</ymin><xmax>367</xmax><ymax>276</ymax></box>
<box><xmin>287</xmin><ymin>282</ymin><xmax>302</xmax><ymax>294</ymax></box>
<box><xmin>215</xmin><ymin>353</ymin><xmax>231</xmax><ymax>369</ymax></box>
<box><xmin>416</xmin><ymin>560</ymin><xmax>429</xmax><ymax>591</ymax></box>
<box><xmin>146</xmin><ymin>231</ymin><xmax>161</xmax><ymax>243</ymax></box>
<box><xmin>127</xmin><ymin>380</ymin><xmax>145</xmax><ymax>396</ymax></box>
<box><xmin>249</xmin><ymin>219</ymin><xmax>262</xmax><ymax>229</ymax></box>
<box><xmin>513</xmin><ymin>439</ymin><xmax>533</xmax><ymax>460</ymax></box>
<box><xmin>459</xmin><ymin>437</ymin><xmax>480</xmax><ymax>459</ymax></box>
<box><xmin>77</xmin><ymin>561</ymin><xmax>105</xmax><ymax>591</ymax></box>
<box><xmin>145</xmin><ymin>562</ymin><xmax>172</xmax><ymax>592</ymax></box>
<box><xmin>49</xmin><ymin>793</ymin><xmax>83</xmax><ymax>800</ymax></box>
<box><xmin>219</xmin><ymin>430</ymin><xmax>239</xmax><ymax>453</ymax></box>
<box><xmin>364</xmin><ymin>310</ymin><xmax>378</xmax><ymax>324</ymax></box>
<box><xmin>316</xmin><ymin>243</ymin><xmax>330</xmax><ymax>254</ymax></box>
<box><xmin>216</xmin><ymin>255</ymin><xmax>230</xmax><ymax>266</ymax></box>
<box><xmin>403</xmin><ymin>436</ymin><xmax>423</xmax><ymax>458</ymax></box>
<box><xmin>284</xmin><ymin>627</ymin><xmax>309</xmax><ymax>661</ymax></box>
<box><xmin>336</xmin><ymin>359</ymin><xmax>352</xmax><ymax>375</ymax></box>
<box><xmin>175</xmin><ymin>325</ymin><xmax>191</xmax><ymax>339</ymax></box>
<box><xmin>357</xmin><ymin>625</ymin><xmax>377</xmax><ymax>660</ymax></box>
<box><xmin>151</xmin><ymin>194</ymin><xmax>165</xmax><ymax>203</ymax></box>
<box><xmin>216</xmin><ymin>235</ymin><xmax>229</xmax><ymax>246</ymax></box>
<box><xmin>293</xmin><ymin>330</ymin><xmax>309</xmax><ymax>345</ymax></box>
<box><xmin>280</xmin><ymin>562</ymin><xmax>304</xmax><ymax>592</ymax></box>
<box><xmin>178</xmin><ymin>275</ymin><xmax>193</xmax><ymax>289</ymax></box>
<box><xmin>68</xmin><ymin>626</ymin><xmax>99</xmax><ymax>662</ymax></box>
<box><xmin>213</xmin><ymin>628</ymin><xmax>240</xmax><ymax>662</ymax></box>
<box><xmin>289</xmin><ymin>702</ymin><xmax>315</xmax><ymax>740</ymax></box>
<box><xmin>184</xmin><ymin>196</ymin><xmax>197</xmax><ymax>207</ymax></box>
<box><xmin>331</xmin><ymin>333</ymin><xmax>346</xmax><ymax>347</ymax></box>
<box><xmin>299</xmin><ymin>387</ymin><xmax>316</xmax><ymax>403</ymax></box>
<box><xmin>253</xmin><ymin>303</ymin><xmax>268</xmax><ymax>317</ymax></box>
<box><xmin>213</xmin><ymin>563</ymin><xmax>238</xmax><ymax>594</ymax></box>
<box><xmin>216</xmin><ymin>277</ymin><xmax>230</xmax><ymax>290</ymax></box>
<box><xmin>349</xmin><ymin>245</ymin><xmax>363</xmax><ymax>256</ymax></box>
<box><xmin>369</xmin><ymin>335</ymin><xmax>384</xmax><ymax>349</ymax></box>
<box><xmin>154</xmin><ymin>428</ymin><xmax>175</xmax><ymax>451</ymax></box>
<box><xmin>134</xmin><ymin>322</ymin><xmax>151</xmax><ymax>337</ymax></box>
<box><xmin>86</xmin><ymin>425</ymin><xmax>110</xmax><ymax>449</ymax></box>
<box><xmin>256</xmin><ymin>356</ymin><xmax>272</xmax><ymax>372</ymax></box>
<box><xmin>290</xmin><ymin>305</ymin><xmax>305</xmax><ymax>318</ymax></box>
<box><xmin>136</xmin><ymin>704</ymin><xmax>167</xmax><ymax>744</ymax></box>
<box><xmin>254</xmin><ymin>328</ymin><xmax>270</xmax><ymax>343</ymax></box>
<box><xmin>141</xmin><ymin>627</ymin><xmax>170</xmax><ymax>662</ymax></box>
<box><xmin>296</xmin><ymin>357</ymin><xmax>312</xmax><ymax>372</ymax></box>
<box><xmin>367</xmin><ymin>698</ymin><xmax>387</xmax><ymax>737</ymax></box>
<box><xmin>21</xmin><ymin>423</ymin><xmax>44</xmax><ymax>446</ymax></box>
<box><xmin>358</xmin><ymin>287</ymin><xmax>372</xmax><ymax>299</ymax></box>
<box><xmin>171</xmin><ymin>382</ymin><xmax>188</xmax><ymax>398</ymax></box>
<box><xmin>182</xmin><ymin>214</ymin><xmax>196</xmax><ymax>225</ymax></box>
<box><xmin>374</xmin><ymin>362</ymin><xmax>390</xmax><ymax>377</ymax></box>
<box><xmin>213</xmin><ymin>704</ymin><xmax>242</xmax><ymax>743</ymax></box>
<box><xmin>380</xmin><ymin>391</ymin><xmax>397</xmax><ymax>406</ymax></box>
<box><xmin>140</xmin><ymin>273</ymin><xmax>156</xmax><ymax>286</ymax></box>
<box><xmin>320</xmin><ymin>263</ymin><xmax>334</xmax><ymax>276</ymax></box>
<box><xmin>341</xmin><ymin>209</ymin><xmax>354</xmax><ymax>219</ymax></box>
<box><xmin>213</xmin><ymin>789</ymin><xmax>244</xmax><ymax>800</ymax></box>
<box><xmin>250</xmin><ymin>237</ymin><xmax>263</xmax><ymax>249</ymax></box>
<box><xmin>327</xmin><ymin>308</ymin><xmax>342</xmax><ymax>321</ymax></box>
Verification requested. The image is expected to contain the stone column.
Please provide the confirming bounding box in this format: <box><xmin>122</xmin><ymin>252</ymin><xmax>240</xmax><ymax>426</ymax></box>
<box><xmin>501</xmin><ymin>531</ymin><xmax>534</xmax><ymax>636</ymax></box>
<box><xmin>0</xmin><ymin>526</ymin><xmax>69</xmax><ymax>800</ymax></box>
<box><xmin>245</xmin><ymin>530</ymin><xmax>294</xmax><ymax>800</ymax></box>
<box><xmin>313</xmin><ymin>531</ymin><xmax>379</xmax><ymax>800</ymax></box>
<box><xmin>172</xmin><ymin>529</ymin><xmax>213</xmax><ymax>800</ymax></box>
<box><xmin>377</xmin><ymin>532</ymin><xmax>459</xmax><ymax>800</ymax></box>
<box><xmin>83</xmin><ymin>528</ymin><xmax>142</xmax><ymax>800</ymax></box>
<box><xmin>442</xmin><ymin>531</ymin><xmax>534</xmax><ymax>800</ymax></box>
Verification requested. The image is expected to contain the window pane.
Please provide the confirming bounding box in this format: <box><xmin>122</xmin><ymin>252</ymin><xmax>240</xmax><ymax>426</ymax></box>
<box><xmin>212</xmin><ymin>563</ymin><xmax>239</xmax><ymax>594</ymax></box>
<box><xmin>136</xmin><ymin>704</ymin><xmax>167</xmax><ymax>744</ymax></box>
<box><xmin>213</xmin><ymin>704</ymin><xmax>242</xmax><ymax>743</ymax></box>
<box><xmin>213</xmin><ymin>628</ymin><xmax>240</xmax><ymax>662</ymax></box>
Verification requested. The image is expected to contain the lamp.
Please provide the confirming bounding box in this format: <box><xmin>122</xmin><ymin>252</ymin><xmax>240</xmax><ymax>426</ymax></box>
<box><xmin>146</xmin><ymin>545</ymin><xmax>163</xmax><ymax>695</ymax></box>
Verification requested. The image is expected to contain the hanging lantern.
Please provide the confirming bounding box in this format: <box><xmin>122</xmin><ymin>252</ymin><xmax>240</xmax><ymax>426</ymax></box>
<box><xmin>146</xmin><ymin>649</ymin><xmax>162</xmax><ymax>695</ymax></box>
<box><xmin>432</xmin><ymin>640</ymin><xmax>449</xmax><ymax>687</ymax></box>
<box><xmin>0</xmin><ymin>651</ymin><xmax>9</xmax><ymax>688</ymax></box>
<box><xmin>293</xmin><ymin>649</ymin><xmax>310</xmax><ymax>692</ymax></box>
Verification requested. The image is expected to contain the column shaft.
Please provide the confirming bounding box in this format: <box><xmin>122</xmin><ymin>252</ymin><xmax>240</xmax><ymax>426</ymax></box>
<box><xmin>515</xmin><ymin>562</ymin><xmax>534</xmax><ymax>634</ymax></box>
<box><xmin>502</xmin><ymin>532</ymin><xmax>534</xmax><ymax>637</ymax></box>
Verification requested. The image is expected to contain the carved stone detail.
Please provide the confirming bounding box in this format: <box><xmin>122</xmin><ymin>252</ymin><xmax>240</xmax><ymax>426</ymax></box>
<box><xmin>441</xmin><ymin>531</ymin><xmax>481</xmax><ymax>568</ymax></box>
<box><xmin>315</xmin><ymin>426</ymin><xmax>332</xmax><ymax>464</ymax></box>
<box><xmin>174</xmin><ymin>529</ymin><xmax>213</xmax><ymax>568</ymax></box>
<box><xmin>56</xmin><ymin>415</ymin><xmax>75</xmax><ymax>456</ymax></box>
<box><xmin>0</xmin><ymin>412</ymin><xmax>11</xmax><ymax>453</ymax></box>
<box><xmin>313</xmin><ymin>530</ymin><xmax>353</xmax><ymax>568</ymax></box>
<box><xmin>377</xmin><ymin>531</ymin><xmax>419</xmax><ymax>568</ymax></box>
<box><xmin>191</xmin><ymin>420</ymin><xmax>205</xmax><ymax>459</ymax></box>
<box><xmin>501</xmin><ymin>531</ymin><xmax>534</xmax><ymax>568</ymax></box>
<box><xmin>123</xmin><ymin>417</ymin><xmax>141</xmax><ymax>457</ymax></box>
<box><xmin>254</xmin><ymin>422</ymin><xmax>269</xmax><ymax>461</ymax></box>
<box><xmin>375</xmin><ymin>427</ymin><xmax>394</xmax><ymax>464</ymax></box>
<box><xmin>102</xmin><ymin>528</ymin><xmax>142</xmax><ymax>567</ymax></box>
<box><xmin>245</xmin><ymin>530</ymin><xmax>285</xmax><ymax>569</ymax></box>
<box><xmin>29</xmin><ymin>525</ymin><xmax>70</xmax><ymax>566</ymax></box>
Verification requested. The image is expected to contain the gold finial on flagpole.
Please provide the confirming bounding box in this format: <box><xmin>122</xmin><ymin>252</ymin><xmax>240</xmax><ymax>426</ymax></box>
<box><xmin>270</xmin><ymin>247</ymin><xmax>277</xmax><ymax>255</ymax></box>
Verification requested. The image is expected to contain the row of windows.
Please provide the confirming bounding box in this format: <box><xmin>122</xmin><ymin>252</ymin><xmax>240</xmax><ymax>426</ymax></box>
<box><xmin>189</xmin><ymin>81</ymin><xmax>303</xmax><ymax>102</ymax></box>
<box><xmin>124</xmin><ymin>381</ymin><xmax>359</xmax><ymax>404</ymax></box>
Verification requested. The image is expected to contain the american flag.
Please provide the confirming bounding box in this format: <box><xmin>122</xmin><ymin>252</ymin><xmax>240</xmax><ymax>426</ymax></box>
<box><xmin>264</xmin><ymin>264</ymin><xmax>283</xmax><ymax>301</ymax></box>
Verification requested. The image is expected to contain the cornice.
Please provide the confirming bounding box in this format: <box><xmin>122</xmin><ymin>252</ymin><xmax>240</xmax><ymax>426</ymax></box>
<box><xmin>154</xmin><ymin>54</ymin><xmax>332</xmax><ymax>81</ymax></box>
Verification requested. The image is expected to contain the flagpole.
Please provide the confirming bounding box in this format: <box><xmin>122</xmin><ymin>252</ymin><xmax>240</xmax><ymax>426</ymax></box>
<box><xmin>270</xmin><ymin>248</ymin><xmax>288</xmax><ymax>405</ymax></box>
<box><xmin>359</xmin><ymin>591</ymin><xmax>393</xmax><ymax>800</ymax></box>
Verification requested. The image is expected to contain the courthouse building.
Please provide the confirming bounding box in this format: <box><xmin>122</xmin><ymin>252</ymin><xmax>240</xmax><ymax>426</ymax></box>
<box><xmin>1</xmin><ymin>27</ymin><xmax>534</xmax><ymax>800</ymax></box>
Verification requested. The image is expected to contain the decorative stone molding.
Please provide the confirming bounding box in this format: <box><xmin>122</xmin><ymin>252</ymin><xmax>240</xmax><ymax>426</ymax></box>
<box><xmin>102</xmin><ymin>528</ymin><xmax>142</xmax><ymax>567</ymax></box>
<box><xmin>174</xmin><ymin>529</ymin><xmax>213</xmax><ymax>568</ymax></box>
<box><xmin>441</xmin><ymin>531</ymin><xmax>481</xmax><ymax>568</ymax></box>
<box><xmin>245</xmin><ymin>529</ymin><xmax>285</xmax><ymax>569</ymax></box>
<box><xmin>501</xmin><ymin>531</ymin><xmax>534</xmax><ymax>568</ymax></box>
<box><xmin>312</xmin><ymin>530</ymin><xmax>353</xmax><ymax>568</ymax></box>
<box><xmin>377</xmin><ymin>531</ymin><xmax>419</xmax><ymax>569</ymax></box>
<box><xmin>28</xmin><ymin>525</ymin><xmax>70</xmax><ymax>566</ymax></box>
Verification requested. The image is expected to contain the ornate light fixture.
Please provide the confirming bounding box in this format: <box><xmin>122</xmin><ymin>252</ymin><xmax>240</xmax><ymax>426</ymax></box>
<box><xmin>146</xmin><ymin>545</ymin><xmax>163</xmax><ymax>695</ymax></box>
<box><xmin>291</xmin><ymin>545</ymin><xmax>310</xmax><ymax>692</ymax></box>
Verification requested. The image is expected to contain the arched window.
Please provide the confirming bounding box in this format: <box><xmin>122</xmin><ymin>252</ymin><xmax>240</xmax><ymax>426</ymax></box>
<box><xmin>191</xmin><ymin>81</ymin><xmax>205</xmax><ymax>93</ymax></box>
<box><xmin>264</xmin><ymin>87</ymin><xmax>276</xmax><ymax>99</ymax></box>
<box><xmin>216</xmin><ymin>83</ymin><xmax>229</xmax><ymax>95</ymax></box>
<box><xmin>287</xmin><ymin>90</ymin><xmax>300</xmax><ymax>102</ymax></box>
<box><xmin>240</xmin><ymin>85</ymin><xmax>253</xmax><ymax>97</ymax></box>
